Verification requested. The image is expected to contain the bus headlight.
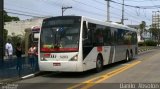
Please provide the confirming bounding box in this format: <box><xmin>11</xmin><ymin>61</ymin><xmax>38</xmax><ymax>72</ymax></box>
<box><xmin>69</xmin><ymin>55</ymin><xmax>78</xmax><ymax>61</ymax></box>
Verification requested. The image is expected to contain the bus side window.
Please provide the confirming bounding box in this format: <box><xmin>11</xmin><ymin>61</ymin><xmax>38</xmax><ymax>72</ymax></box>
<box><xmin>94</xmin><ymin>28</ymin><xmax>104</xmax><ymax>46</ymax></box>
<box><xmin>83</xmin><ymin>21</ymin><xmax>88</xmax><ymax>39</ymax></box>
<box><xmin>103</xmin><ymin>27</ymin><xmax>111</xmax><ymax>45</ymax></box>
<box><xmin>83</xmin><ymin>21</ymin><xmax>92</xmax><ymax>46</ymax></box>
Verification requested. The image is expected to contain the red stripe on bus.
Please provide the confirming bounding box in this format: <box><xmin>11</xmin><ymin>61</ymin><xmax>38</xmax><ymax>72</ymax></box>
<box><xmin>41</xmin><ymin>48</ymin><xmax>78</xmax><ymax>52</ymax></box>
<box><xmin>97</xmin><ymin>46</ymin><xmax>102</xmax><ymax>52</ymax></box>
<box><xmin>44</xmin><ymin>53</ymin><xmax>50</xmax><ymax>57</ymax></box>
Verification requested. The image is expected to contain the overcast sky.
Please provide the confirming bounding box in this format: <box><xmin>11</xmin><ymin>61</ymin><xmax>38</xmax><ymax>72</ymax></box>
<box><xmin>4</xmin><ymin>0</ymin><xmax>160</xmax><ymax>25</ymax></box>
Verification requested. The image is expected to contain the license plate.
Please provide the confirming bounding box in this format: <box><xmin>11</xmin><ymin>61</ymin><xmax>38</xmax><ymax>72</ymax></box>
<box><xmin>53</xmin><ymin>63</ymin><xmax>61</xmax><ymax>66</ymax></box>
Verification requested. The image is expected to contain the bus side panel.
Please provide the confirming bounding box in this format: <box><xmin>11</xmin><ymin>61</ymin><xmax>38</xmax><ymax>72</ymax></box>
<box><xmin>82</xmin><ymin>46</ymin><xmax>111</xmax><ymax>71</ymax></box>
<box><xmin>114</xmin><ymin>45</ymin><xmax>127</xmax><ymax>62</ymax></box>
<box><xmin>102</xmin><ymin>46</ymin><xmax>111</xmax><ymax>65</ymax></box>
<box><xmin>39</xmin><ymin>61</ymin><xmax>80</xmax><ymax>72</ymax></box>
<box><xmin>82</xmin><ymin>47</ymin><xmax>97</xmax><ymax>71</ymax></box>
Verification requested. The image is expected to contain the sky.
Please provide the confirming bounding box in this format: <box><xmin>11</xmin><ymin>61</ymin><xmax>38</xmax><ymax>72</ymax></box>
<box><xmin>4</xmin><ymin>0</ymin><xmax>160</xmax><ymax>25</ymax></box>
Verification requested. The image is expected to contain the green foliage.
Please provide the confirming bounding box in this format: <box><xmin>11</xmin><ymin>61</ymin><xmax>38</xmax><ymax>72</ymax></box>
<box><xmin>145</xmin><ymin>40</ymin><xmax>157</xmax><ymax>46</ymax></box>
<box><xmin>3</xmin><ymin>10</ymin><xmax>20</xmax><ymax>49</ymax></box>
<box><xmin>8</xmin><ymin>34</ymin><xmax>25</xmax><ymax>54</ymax></box>
<box><xmin>138</xmin><ymin>42</ymin><xmax>146</xmax><ymax>46</ymax></box>
<box><xmin>3</xmin><ymin>29</ymin><xmax>8</xmax><ymax>43</ymax></box>
<box><xmin>138</xmin><ymin>40</ymin><xmax>157</xmax><ymax>46</ymax></box>
<box><xmin>139</xmin><ymin>21</ymin><xmax>146</xmax><ymax>39</ymax></box>
<box><xmin>3</xmin><ymin>10</ymin><xmax>20</xmax><ymax>22</ymax></box>
<box><xmin>149</xmin><ymin>28</ymin><xmax>159</xmax><ymax>37</ymax></box>
<box><xmin>3</xmin><ymin>10</ymin><xmax>21</xmax><ymax>55</ymax></box>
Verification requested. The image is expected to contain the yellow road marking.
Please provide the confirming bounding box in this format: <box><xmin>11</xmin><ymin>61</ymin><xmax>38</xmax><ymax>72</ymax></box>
<box><xmin>68</xmin><ymin>61</ymin><xmax>141</xmax><ymax>89</ymax></box>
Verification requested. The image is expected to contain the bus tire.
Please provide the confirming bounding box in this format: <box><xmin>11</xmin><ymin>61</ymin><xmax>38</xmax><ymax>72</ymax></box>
<box><xmin>130</xmin><ymin>50</ymin><xmax>133</xmax><ymax>60</ymax></box>
<box><xmin>126</xmin><ymin>51</ymin><xmax>130</xmax><ymax>62</ymax></box>
<box><xmin>96</xmin><ymin>55</ymin><xmax>103</xmax><ymax>72</ymax></box>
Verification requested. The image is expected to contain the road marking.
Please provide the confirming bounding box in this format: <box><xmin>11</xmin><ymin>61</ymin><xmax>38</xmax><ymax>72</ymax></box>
<box><xmin>21</xmin><ymin>74</ymin><xmax>34</xmax><ymax>79</ymax></box>
<box><xmin>68</xmin><ymin>61</ymin><xmax>141</xmax><ymax>89</ymax></box>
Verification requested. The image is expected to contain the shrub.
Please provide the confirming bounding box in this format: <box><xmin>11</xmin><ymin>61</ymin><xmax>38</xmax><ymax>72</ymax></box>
<box><xmin>145</xmin><ymin>40</ymin><xmax>157</xmax><ymax>46</ymax></box>
<box><xmin>138</xmin><ymin>42</ymin><xmax>145</xmax><ymax>46</ymax></box>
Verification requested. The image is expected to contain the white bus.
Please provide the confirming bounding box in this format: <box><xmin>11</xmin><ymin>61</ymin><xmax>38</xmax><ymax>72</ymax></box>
<box><xmin>39</xmin><ymin>16</ymin><xmax>138</xmax><ymax>72</ymax></box>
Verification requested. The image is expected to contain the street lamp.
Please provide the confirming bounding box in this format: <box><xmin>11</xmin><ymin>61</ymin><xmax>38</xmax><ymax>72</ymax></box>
<box><xmin>62</xmin><ymin>6</ymin><xmax>72</xmax><ymax>16</ymax></box>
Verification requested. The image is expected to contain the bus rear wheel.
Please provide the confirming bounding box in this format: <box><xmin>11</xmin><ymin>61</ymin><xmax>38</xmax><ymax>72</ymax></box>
<box><xmin>126</xmin><ymin>51</ymin><xmax>130</xmax><ymax>62</ymax></box>
<box><xmin>96</xmin><ymin>56</ymin><xmax>103</xmax><ymax>72</ymax></box>
<box><xmin>130</xmin><ymin>50</ymin><xmax>133</xmax><ymax>60</ymax></box>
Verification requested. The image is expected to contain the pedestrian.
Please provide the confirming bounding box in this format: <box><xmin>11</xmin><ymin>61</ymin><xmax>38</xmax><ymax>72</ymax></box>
<box><xmin>15</xmin><ymin>42</ymin><xmax>22</xmax><ymax>77</ymax></box>
<box><xmin>28</xmin><ymin>43</ymin><xmax>36</xmax><ymax>69</ymax></box>
<box><xmin>5</xmin><ymin>39</ymin><xmax>13</xmax><ymax>59</ymax></box>
<box><xmin>34</xmin><ymin>45</ymin><xmax>39</xmax><ymax>71</ymax></box>
<box><xmin>5</xmin><ymin>39</ymin><xmax>13</xmax><ymax>66</ymax></box>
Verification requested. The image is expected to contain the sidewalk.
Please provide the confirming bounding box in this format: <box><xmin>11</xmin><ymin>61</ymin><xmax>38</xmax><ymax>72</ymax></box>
<box><xmin>0</xmin><ymin>55</ymin><xmax>39</xmax><ymax>82</ymax></box>
<box><xmin>0</xmin><ymin>46</ymin><xmax>158</xmax><ymax>83</ymax></box>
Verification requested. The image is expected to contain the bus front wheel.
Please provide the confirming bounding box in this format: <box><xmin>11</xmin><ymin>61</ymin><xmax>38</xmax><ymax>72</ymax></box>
<box><xmin>96</xmin><ymin>55</ymin><xmax>103</xmax><ymax>72</ymax></box>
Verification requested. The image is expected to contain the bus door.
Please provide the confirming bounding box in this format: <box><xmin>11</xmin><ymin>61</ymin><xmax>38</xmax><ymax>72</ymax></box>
<box><xmin>114</xmin><ymin>29</ymin><xmax>126</xmax><ymax>62</ymax></box>
<box><xmin>82</xmin><ymin>21</ymin><xmax>95</xmax><ymax>69</ymax></box>
<box><xmin>107</xmin><ymin>28</ymin><xmax>116</xmax><ymax>63</ymax></box>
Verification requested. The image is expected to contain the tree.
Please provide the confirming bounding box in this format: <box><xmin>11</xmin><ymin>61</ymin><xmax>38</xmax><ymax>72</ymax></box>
<box><xmin>149</xmin><ymin>27</ymin><xmax>158</xmax><ymax>41</ymax></box>
<box><xmin>2</xmin><ymin>10</ymin><xmax>20</xmax><ymax>55</ymax></box>
<box><xmin>149</xmin><ymin>24</ymin><xmax>160</xmax><ymax>45</ymax></box>
<box><xmin>139</xmin><ymin>21</ymin><xmax>146</xmax><ymax>40</ymax></box>
<box><xmin>3</xmin><ymin>10</ymin><xmax>20</xmax><ymax>22</ymax></box>
<box><xmin>3</xmin><ymin>10</ymin><xmax>20</xmax><ymax>39</ymax></box>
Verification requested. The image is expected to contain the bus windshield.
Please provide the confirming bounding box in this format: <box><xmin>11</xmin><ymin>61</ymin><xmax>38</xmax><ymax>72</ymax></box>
<box><xmin>40</xmin><ymin>17</ymin><xmax>81</xmax><ymax>52</ymax></box>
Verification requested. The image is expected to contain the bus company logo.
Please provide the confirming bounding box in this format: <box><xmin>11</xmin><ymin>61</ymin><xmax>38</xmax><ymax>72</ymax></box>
<box><xmin>50</xmin><ymin>54</ymin><xmax>56</xmax><ymax>58</ymax></box>
<box><xmin>60</xmin><ymin>55</ymin><xmax>68</xmax><ymax>59</ymax></box>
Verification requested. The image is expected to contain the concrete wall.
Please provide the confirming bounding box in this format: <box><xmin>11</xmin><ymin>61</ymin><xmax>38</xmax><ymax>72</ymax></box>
<box><xmin>4</xmin><ymin>17</ymin><xmax>44</xmax><ymax>36</ymax></box>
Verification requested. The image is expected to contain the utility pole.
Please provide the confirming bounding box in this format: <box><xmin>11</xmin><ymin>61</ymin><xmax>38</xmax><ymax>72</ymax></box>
<box><xmin>62</xmin><ymin>6</ymin><xmax>72</xmax><ymax>16</ymax></box>
<box><xmin>158</xmin><ymin>11</ymin><xmax>160</xmax><ymax>46</ymax></box>
<box><xmin>105</xmin><ymin>0</ymin><xmax>110</xmax><ymax>22</ymax></box>
<box><xmin>0</xmin><ymin>0</ymin><xmax>3</xmax><ymax>65</ymax></box>
<box><xmin>121</xmin><ymin>0</ymin><xmax>124</xmax><ymax>25</ymax></box>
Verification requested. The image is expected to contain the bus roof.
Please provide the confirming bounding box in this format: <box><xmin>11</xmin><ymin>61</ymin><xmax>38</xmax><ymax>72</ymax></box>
<box><xmin>82</xmin><ymin>16</ymin><xmax>137</xmax><ymax>32</ymax></box>
<box><xmin>43</xmin><ymin>16</ymin><xmax>137</xmax><ymax>32</ymax></box>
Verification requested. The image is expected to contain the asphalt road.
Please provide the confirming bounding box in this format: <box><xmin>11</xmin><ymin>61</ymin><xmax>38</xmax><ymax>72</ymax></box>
<box><xmin>3</xmin><ymin>48</ymin><xmax>160</xmax><ymax>89</ymax></box>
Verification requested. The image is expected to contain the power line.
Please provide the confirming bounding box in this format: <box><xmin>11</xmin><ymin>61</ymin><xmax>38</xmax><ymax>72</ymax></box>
<box><xmin>92</xmin><ymin>0</ymin><xmax>105</xmax><ymax>5</ymax></box>
<box><xmin>5</xmin><ymin>8</ymin><xmax>49</xmax><ymax>17</ymax></box>
<box><xmin>39</xmin><ymin>0</ymin><xmax>107</xmax><ymax>19</ymax></box>
<box><xmin>40</xmin><ymin>0</ymin><xmax>152</xmax><ymax>24</ymax></box>
<box><xmin>125</xmin><ymin>0</ymin><xmax>159</xmax><ymax>2</ymax></box>
<box><xmin>91</xmin><ymin>0</ymin><xmax>151</xmax><ymax>23</ymax></box>
<box><xmin>110</xmin><ymin>0</ymin><xmax>160</xmax><ymax>9</ymax></box>
<box><xmin>72</xmin><ymin>0</ymin><xmax>105</xmax><ymax>12</ymax></box>
<box><xmin>5</xmin><ymin>1</ymin><xmax>53</xmax><ymax>15</ymax></box>
<box><xmin>6</xmin><ymin>11</ymin><xmax>46</xmax><ymax>18</ymax></box>
<box><xmin>150</xmin><ymin>0</ymin><xmax>160</xmax><ymax>11</ymax></box>
<box><xmin>110</xmin><ymin>6</ymin><xmax>151</xmax><ymax>21</ymax></box>
<box><xmin>62</xmin><ymin>6</ymin><xmax>72</xmax><ymax>16</ymax></box>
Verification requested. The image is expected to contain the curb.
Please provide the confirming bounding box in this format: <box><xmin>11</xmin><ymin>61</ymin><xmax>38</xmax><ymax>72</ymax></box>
<box><xmin>138</xmin><ymin>47</ymin><xmax>157</xmax><ymax>53</ymax></box>
<box><xmin>0</xmin><ymin>71</ymin><xmax>48</xmax><ymax>83</ymax></box>
<box><xmin>138</xmin><ymin>48</ymin><xmax>151</xmax><ymax>53</ymax></box>
<box><xmin>21</xmin><ymin>71</ymin><xmax>49</xmax><ymax>79</ymax></box>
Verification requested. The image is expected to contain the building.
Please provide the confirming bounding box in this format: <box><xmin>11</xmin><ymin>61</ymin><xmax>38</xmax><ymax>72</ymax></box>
<box><xmin>4</xmin><ymin>17</ymin><xmax>45</xmax><ymax>36</ymax></box>
<box><xmin>152</xmin><ymin>11</ymin><xmax>160</xmax><ymax>29</ymax></box>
